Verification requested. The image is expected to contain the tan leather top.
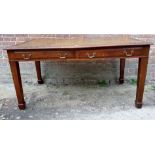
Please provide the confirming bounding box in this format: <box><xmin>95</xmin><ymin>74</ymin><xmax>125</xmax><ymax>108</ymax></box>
<box><xmin>6</xmin><ymin>37</ymin><xmax>152</xmax><ymax>50</ymax></box>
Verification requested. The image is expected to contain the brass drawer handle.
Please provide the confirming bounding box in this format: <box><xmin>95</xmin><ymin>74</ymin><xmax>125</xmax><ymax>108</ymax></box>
<box><xmin>123</xmin><ymin>50</ymin><xmax>134</xmax><ymax>57</ymax></box>
<box><xmin>58</xmin><ymin>53</ymin><xmax>68</xmax><ymax>59</ymax></box>
<box><xmin>87</xmin><ymin>52</ymin><xmax>96</xmax><ymax>58</ymax></box>
<box><xmin>22</xmin><ymin>53</ymin><xmax>32</xmax><ymax>60</ymax></box>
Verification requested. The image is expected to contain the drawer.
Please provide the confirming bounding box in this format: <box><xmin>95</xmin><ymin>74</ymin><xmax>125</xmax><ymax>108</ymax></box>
<box><xmin>77</xmin><ymin>47</ymin><xmax>148</xmax><ymax>59</ymax></box>
<box><xmin>8</xmin><ymin>51</ymin><xmax>75</xmax><ymax>61</ymax></box>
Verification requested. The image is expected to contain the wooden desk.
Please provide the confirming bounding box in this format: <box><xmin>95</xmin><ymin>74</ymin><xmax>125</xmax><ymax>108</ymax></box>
<box><xmin>6</xmin><ymin>37</ymin><xmax>151</xmax><ymax>110</ymax></box>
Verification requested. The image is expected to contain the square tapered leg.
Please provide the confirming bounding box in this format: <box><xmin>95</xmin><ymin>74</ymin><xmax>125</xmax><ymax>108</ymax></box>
<box><xmin>119</xmin><ymin>58</ymin><xmax>125</xmax><ymax>84</ymax></box>
<box><xmin>35</xmin><ymin>61</ymin><xmax>44</xmax><ymax>84</ymax></box>
<box><xmin>9</xmin><ymin>61</ymin><xmax>26</xmax><ymax>110</ymax></box>
<box><xmin>135</xmin><ymin>57</ymin><xmax>149</xmax><ymax>108</ymax></box>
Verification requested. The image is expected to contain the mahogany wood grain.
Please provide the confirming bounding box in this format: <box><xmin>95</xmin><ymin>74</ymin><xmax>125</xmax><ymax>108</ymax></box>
<box><xmin>9</xmin><ymin>61</ymin><xmax>26</xmax><ymax>110</ymax></box>
<box><xmin>35</xmin><ymin>61</ymin><xmax>44</xmax><ymax>84</ymax></box>
<box><xmin>6</xmin><ymin>37</ymin><xmax>151</xmax><ymax>50</ymax></box>
<box><xmin>135</xmin><ymin>57</ymin><xmax>149</xmax><ymax>108</ymax></box>
<box><xmin>119</xmin><ymin>59</ymin><xmax>126</xmax><ymax>84</ymax></box>
<box><xmin>6</xmin><ymin>37</ymin><xmax>152</xmax><ymax>110</ymax></box>
<box><xmin>7</xmin><ymin>47</ymin><xmax>148</xmax><ymax>61</ymax></box>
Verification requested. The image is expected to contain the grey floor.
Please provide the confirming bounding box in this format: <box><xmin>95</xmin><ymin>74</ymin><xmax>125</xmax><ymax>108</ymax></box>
<box><xmin>0</xmin><ymin>82</ymin><xmax>155</xmax><ymax>120</ymax></box>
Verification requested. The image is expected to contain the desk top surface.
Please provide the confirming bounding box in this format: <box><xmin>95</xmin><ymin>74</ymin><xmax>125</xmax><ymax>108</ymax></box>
<box><xmin>6</xmin><ymin>37</ymin><xmax>152</xmax><ymax>50</ymax></box>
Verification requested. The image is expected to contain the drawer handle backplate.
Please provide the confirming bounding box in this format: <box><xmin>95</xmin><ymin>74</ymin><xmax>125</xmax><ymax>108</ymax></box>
<box><xmin>58</xmin><ymin>53</ymin><xmax>68</xmax><ymax>59</ymax></box>
<box><xmin>87</xmin><ymin>52</ymin><xmax>96</xmax><ymax>59</ymax></box>
<box><xmin>123</xmin><ymin>50</ymin><xmax>134</xmax><ymax>57</ymax></box>
<box><xmin>22</xmin><ymin>53</ymin><xmax>32</xmax><ymax>60</ymax></box>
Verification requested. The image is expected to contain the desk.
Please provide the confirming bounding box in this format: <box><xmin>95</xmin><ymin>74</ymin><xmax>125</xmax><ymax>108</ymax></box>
<box><xmin>6</xmin><ymin>37</ymin><xmax>151</xmax><ymax>110</ymax></box>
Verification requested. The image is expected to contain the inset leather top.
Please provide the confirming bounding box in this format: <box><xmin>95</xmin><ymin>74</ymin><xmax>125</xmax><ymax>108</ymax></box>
<box><xmin>6</xmin><ymin>36</ymin><xmax>152</xmax><ymax>50</ymax></box>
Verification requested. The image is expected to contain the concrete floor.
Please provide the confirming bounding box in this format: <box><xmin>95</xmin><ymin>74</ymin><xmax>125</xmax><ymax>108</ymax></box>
<box><xmin>0</xmin><ymin>82</ymin><xmax>155</xmax><ymax>120</ymax></box>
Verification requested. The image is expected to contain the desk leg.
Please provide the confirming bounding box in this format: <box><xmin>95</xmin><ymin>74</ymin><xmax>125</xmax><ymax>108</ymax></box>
<box><xmin>9</xmin><ymin>61</ymin><xmax>26</xmax><ymax>110</ymax></box>
<box><xmin>119</xmin><ymin>58</ymin><xmax>125</xmax><ymax>84</ymax></box>
<box><xmin>35</xmin><ymin>61</ymin><xmax>44</xmax><ymax>84</ymax></box>
<box><xmin>135</xmin><ymin>57</ymin><xmax>148</xmax><ymax>108</ymax></box>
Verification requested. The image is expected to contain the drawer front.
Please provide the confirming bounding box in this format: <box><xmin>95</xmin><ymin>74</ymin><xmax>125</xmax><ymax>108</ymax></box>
<box><xmin>8</xmin><ymin>51</ymin><xmax>75</xmax><ymax>61</ymax></box>
<box><xmin>8</xmin><ymin>47</ymin><xmax>149</xmax><ymax>61</ymax></box>
<box><xmin>78</xmin><ymin>47</ymin><xmax>148</xmax><ymax>59</ymax></box>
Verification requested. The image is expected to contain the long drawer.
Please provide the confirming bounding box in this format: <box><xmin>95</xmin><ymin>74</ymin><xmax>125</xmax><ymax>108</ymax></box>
<box><xmin>77</xmin><ymin>47</ymin><xmax>148</xmax><ymax>59</ymax></box>
<box><xmin>8</xmin><ymin>51</ymin><xmax>76</xmax><ymax>61</ymax></box>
